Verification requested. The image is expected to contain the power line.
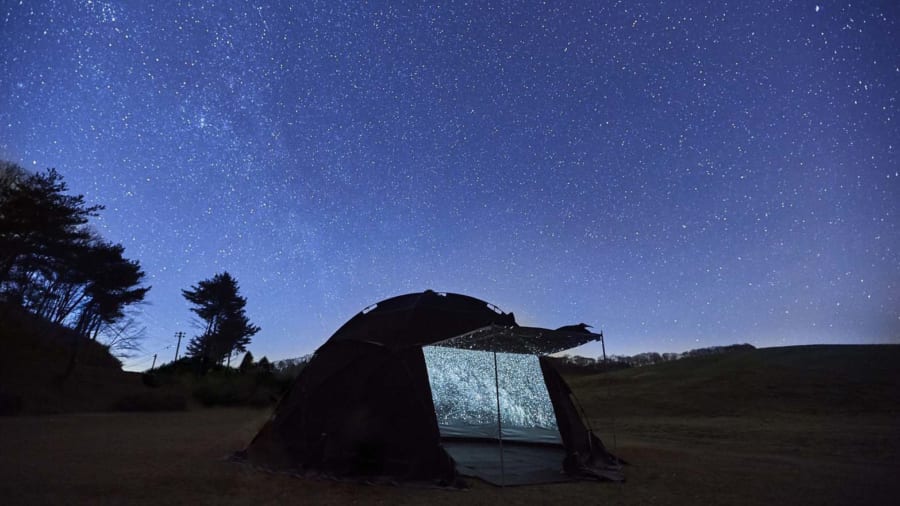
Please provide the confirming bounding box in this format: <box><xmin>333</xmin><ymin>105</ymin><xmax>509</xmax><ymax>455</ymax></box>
<box><xmin>127</xmin><ymin>355</ymin><xmax>156</xmax><ymax>369</ymax></box>
<box><xmin>123</xmin><ymin>333</ymin><xmax>185</xmax><ymax>370</ymax></box>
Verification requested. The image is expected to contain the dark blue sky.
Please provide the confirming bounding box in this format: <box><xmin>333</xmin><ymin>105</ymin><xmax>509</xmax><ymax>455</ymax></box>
<box><xmin>2</xmin><ymin>1</ymin><xmax>898</xmax><ymax>368</ymax></box>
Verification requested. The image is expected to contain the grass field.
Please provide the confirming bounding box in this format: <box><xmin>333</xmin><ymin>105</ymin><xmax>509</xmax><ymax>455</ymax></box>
<box><xmin>2</xmin><ymin>345</ymin><xmax>899</xmax><ymax>505</ymax></box>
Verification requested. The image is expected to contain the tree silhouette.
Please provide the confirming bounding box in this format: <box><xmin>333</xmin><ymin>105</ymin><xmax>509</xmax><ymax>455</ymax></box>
<box><xmin>238</xmin><ymin>351</ymin><xmax>255</xmax><ymax>373</ymax></box>
<box><xmin>73</xmin><ymin>240</ymin><xmax>150</xmax><ymax>339</ymax></box>
<box><xmin>182</xmin><ymin>272</ymin><xmax>260</xmax><ymax>371</ymax></box>
<box><xmin>0</xmin><ymin>162</ymin><xmax>149</xmax><ymax>348</ymax></box>
<box><xmin>0</xmin><ymin>163</ymin><xmax>101</xmax><ymax>293</ymax></box>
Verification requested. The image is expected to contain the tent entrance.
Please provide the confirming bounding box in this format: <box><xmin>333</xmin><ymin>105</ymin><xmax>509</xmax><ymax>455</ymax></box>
<box><xmin>423</xmin><ymin>346</ymin><xmax>565</xmax><ymax>485</ymax></box>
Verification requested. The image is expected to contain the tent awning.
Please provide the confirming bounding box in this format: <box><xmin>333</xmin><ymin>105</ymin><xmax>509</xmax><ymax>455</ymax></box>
<box><xmin>430</xmin><ymin>324</ymin><xmax>600</xmax><ymax>355</ymax></box>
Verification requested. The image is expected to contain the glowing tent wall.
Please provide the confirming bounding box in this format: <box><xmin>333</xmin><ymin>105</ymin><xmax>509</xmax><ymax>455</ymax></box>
<box><xmin>423</xmin><ymin>346</ymin><xmax>562</xmax><ymax>444</ymax></box>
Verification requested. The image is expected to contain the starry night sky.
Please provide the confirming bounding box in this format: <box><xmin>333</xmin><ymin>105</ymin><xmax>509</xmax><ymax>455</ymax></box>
<box><xmin>2</xmin><ymin>1</ymin><xmax>898</xmax><ymax>369</ymax></box>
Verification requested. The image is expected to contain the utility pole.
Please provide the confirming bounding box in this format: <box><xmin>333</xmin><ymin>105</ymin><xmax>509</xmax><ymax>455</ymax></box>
<box><xmin>150</xmin><ymin>353</ymin><xmax>157</xmax><ymax>370</ymax></box>
<box><xmin>174</xmin><ymin>331</ymin><xmax>184</xmax><ymax>361</ymax></box>
<box><xmin>600</xmin><ymin>330</ymin><xmax>607</xmax><ymax>362</ymax></box>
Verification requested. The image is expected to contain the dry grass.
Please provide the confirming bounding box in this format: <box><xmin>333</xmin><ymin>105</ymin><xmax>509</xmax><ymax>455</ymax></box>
<box><xmin>1</xmin><ymin>409</ymin><xmax>897</xmax><ymax>505</ymax></box>
<box><xmin>2</xmin><ymin>345</ymin><xmax>899</xmax><ymax>505</ymax></box>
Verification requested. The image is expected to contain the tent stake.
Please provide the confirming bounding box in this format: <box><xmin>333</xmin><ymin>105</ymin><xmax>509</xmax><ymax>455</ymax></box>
<box><xmin>493</xmin><ymin>350</ymin><xmax>504</xmax><ymax>487</ymax></box>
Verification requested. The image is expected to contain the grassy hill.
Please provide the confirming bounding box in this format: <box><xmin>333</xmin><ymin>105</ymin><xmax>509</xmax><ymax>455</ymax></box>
<box><xmin>570</xmin><ymin>344</ymin><xmax>900</xmax><ymax>494</ymax></box>
<box><xmin>0</xmin><ymin>303</ymin><xmax>179</xmax><ymax>414</ymax></box>
<box><xmin>570</xmin><ymin>344</ymin><xmax>900</xmax><ymax>418</ymax></box>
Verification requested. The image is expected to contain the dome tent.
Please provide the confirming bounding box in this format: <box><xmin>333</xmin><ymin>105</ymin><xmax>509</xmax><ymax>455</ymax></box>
<box><xmin>242</xmin><ymin>290</ymin><xmax>623</xmax><ymax>486</ymax></box>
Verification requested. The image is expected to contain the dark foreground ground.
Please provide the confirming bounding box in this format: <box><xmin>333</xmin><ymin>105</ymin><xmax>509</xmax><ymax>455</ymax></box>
<box><xmin>2</xmin><ymin>345</ymin><xmax>899</xmax><ymax>505</ymax></box>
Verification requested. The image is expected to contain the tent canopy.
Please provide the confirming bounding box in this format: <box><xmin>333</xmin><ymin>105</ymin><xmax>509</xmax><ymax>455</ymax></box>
<box><xmin>432</xmin><ymin>324</ymin><xmax>601</xmax><ymax>355</ymax></box>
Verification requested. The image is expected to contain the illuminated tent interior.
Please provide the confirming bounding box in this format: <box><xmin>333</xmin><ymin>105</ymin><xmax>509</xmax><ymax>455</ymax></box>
<box><xmin>242</xmin><ymin>291</ymin><xmax>623</xmax><ymax>486</ymax></box>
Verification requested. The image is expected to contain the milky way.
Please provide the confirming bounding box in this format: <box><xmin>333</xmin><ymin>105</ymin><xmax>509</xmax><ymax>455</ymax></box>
<box><xmin>1</xmin><ymin>1</ymin><xmax>897</xmax><ymax>369</ymax></box>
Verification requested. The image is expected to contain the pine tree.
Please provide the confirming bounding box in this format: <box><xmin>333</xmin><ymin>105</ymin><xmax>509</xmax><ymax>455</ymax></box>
<box><xmin>238</xmin><ymin>351</ymin><xmax>254</xmax><ymax>373</ymax></box>
<box><xmin>0</xmin><ymin>164</ymin><xmax>102</xmax><ymax>288</ymax></box>
<box><xmin>182</xmin><ymin>272</ymin><xmax>260</xmax><ymax>371</ymax></box>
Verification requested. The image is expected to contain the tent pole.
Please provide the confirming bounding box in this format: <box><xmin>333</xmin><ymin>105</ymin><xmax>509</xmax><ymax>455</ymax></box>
<box><xmin>493</xmin><ymin>350</ymin><xmax>504</xmax><ymax>487</ymax></box>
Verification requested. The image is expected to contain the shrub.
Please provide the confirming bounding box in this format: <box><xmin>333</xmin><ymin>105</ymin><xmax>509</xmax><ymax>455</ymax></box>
<box><xmin>191</xmin><ymin>370</ymin><xmax>282</xmax><ymax>407</ymax></box>
<box><xmin>141</xmin><ymin>373</ymin><xmax>161</xmax><ymax>388</ymax></box>
<box><xmin>192</xmin><ymin>375</ymin><xmax>245</xmax><ymax>406</ymax></box>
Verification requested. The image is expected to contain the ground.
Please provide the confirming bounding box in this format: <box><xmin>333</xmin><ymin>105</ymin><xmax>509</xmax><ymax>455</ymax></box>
<box><xmin>2</xmin><ymin>345</ymin><xmax>899</xmax><ymax>505</ymax></box>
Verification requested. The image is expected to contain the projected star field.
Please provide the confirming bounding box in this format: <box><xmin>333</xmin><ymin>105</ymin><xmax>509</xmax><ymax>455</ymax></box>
<box><xmin>1</xmin><ymin>1</ymin><xmax>897</xmax><ymax>367</ymax></box>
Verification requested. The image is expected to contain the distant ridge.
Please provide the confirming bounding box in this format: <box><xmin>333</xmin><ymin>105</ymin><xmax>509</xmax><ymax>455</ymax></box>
<box><xmin>552</xmin><ymin>343</ymin><xmax>756</xmax><ymax>374</ymax></box>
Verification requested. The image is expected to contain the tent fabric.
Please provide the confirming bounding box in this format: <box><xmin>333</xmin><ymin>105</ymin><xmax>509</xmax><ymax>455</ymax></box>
<box><xmin>243</xmin><ymin>290</ymin><xmax>623</xmax><ymax>486</ymax></box>
<box><xmin>327</xmin><ymin>291</ymin><xmax>516</xmax><ymax>349</ymax></box>
<box><xmin>437</xmin><ymin>424</ymin><xmax>562</xmax><ymax>444</ymax></box>
<box><xmin>442</xmin><ymin>441</ymin><xmax>571</xmax><ymax>486</ymax></box>
<box><xmin>247</xmin><ymin>342</ymin><xmax>456</xmax><ymax>483</ymax></box>
<box><xmin>540</xmin><ymin>357</ymin><xmax>623</xmax><ymax>480</ymax></box>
